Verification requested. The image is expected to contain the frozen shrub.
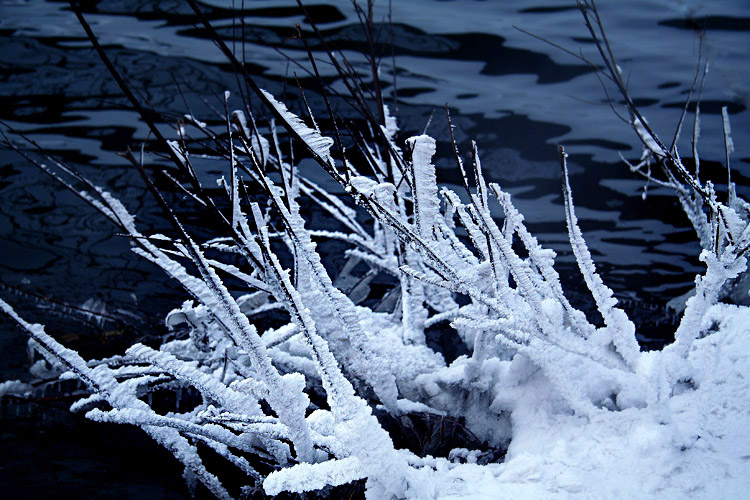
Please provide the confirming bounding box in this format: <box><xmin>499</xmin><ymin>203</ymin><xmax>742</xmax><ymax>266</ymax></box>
<box><xmin>1</xmin><ymin>1</ymin><xmax>749</xmax><ymax>498</ymax></box>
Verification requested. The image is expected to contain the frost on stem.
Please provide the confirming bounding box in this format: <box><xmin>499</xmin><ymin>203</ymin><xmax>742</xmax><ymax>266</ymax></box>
<box><xmin>260</xmin><ymin>89</ymin><xmax>335</xmax><ymax>168</ymax></box>
<box><xmin>264</xmin><ymin>457</ymin><xmax>365</xmax><ymax>495</ymax></box>
<box><xmin>0</xmin><ymin>299</ymin><xmax>234</xmax><ymax>500</ymax></box>
<box><xmin>560</xmin><ymin>146</ymin><xmax>640</xmax><ymax>370</ymax></box>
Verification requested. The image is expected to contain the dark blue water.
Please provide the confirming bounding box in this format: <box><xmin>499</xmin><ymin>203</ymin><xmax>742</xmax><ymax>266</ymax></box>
<box><xmin>1</xmin><ymin>0</ymin><xmax>749</xmax><ymax>497</ymax></box>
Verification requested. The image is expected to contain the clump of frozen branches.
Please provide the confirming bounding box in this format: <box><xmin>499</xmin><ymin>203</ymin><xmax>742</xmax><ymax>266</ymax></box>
<box><xmin>1</xmin><ymin>1</ymin><xmax>749</xmax><ymax>499</ymax></box>
<box><xmin>571</xmin><ymin>0</ymin><xmax>750</xmax><ymax>408</ymax></box>
<box><xmin>572</xmin><ymin>0</ymin><xmax>750</xmax><ymax>309</ymax></box>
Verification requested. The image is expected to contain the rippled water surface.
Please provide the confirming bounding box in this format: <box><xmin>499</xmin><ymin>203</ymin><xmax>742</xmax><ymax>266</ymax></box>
<box><xmin>1</xmin><ymin>0</ymin><xmax>749</xmax><ymax>496</ymax></box>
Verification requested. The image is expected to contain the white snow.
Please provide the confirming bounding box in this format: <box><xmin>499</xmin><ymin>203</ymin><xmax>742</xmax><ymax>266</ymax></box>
<box><xmin>418</xmin><ymin>304</ymin><xmax>750</xmax><ymax>499</ymax></box>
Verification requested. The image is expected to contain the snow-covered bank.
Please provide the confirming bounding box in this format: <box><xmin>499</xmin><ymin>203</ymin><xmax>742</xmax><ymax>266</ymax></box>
<box><xmin>411</xmin><ymin>303</ymin><xmax>749</xmax><ymax>499</ymax></box>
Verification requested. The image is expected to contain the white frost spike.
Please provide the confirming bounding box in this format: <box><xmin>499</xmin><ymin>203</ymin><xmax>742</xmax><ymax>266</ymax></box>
<box><xmin>231</xmin><ymin>162</ymin><xmax>240</xmax><ymax>230</ymax></box>
<box><xmin>126</xmin><ymin>343</ymin><xmax>263</xmax><ymax>415</ymax></box>
<box><xmin>69</xmin><ymin>393</ymin><xmax>105</xmax><ymax>412</ymax></box>
<box><xmin>401</xmin><ymin>265</ymin><xmax>428</xmax><ymax>345</ymax></box>
<box><xmin>232</xmin><ymin>110</ymin><xmax>250</xmax><ymax>137</ymax></box>
<box><xmin>251</xmin><ymin>135</ymin><xmax>271</xmax><ymax>168</ymax></box>
<box><xmin>722</xmin><ymin>106</ymin><xmax>735</xmax><ymax>156</ymax></box>
<box><xmin>400</xmin><ymin>137</ymin><xmax>436</xmax><ymax>344</ymax></box>
<box><xmin>472</xmin><ymin>141</ymin><xmax>488</xmax><ymax>208</ymax></box>
<box><xmin>263</xmin><ymin>457</ymin><xmax>365</xmax><ymax>495</ymax></box>
<box><xmin>382</xmin><ymin>104</ymin><xmax>399</xmax><ymax>142</ymax></box>
<box><xmin>226</xmin><ymin>99</ymin><xmax>240</xmax><ymax>231</ymax></box>
<box><xmin>184</xmin><ymin>114</ymin><xmax>207</xmax><ymax>129</ymax></box>
<box><xmin>407</xmin><ymin>134</ymin><xmax>439</xmax><ymax>238</ymax></box>
<box><xmin>632</xmin><ymin>117</ymin><xmax>661</xmax><ymax>156</ymax></box>
<box><xmin>1</xmin><ymin>298</ymin><xmax>98</xmax><ymax>389</ymax></box>
<box><xmin>233</xmin><ymin>110</ymin><xmax>271</xmax><ymax>168</ymax></box>
<box><xmin>167</xmin><ymin>140</ymin><xmax>187</xmax><ymax>165</ymax></box>
<box><xmin>692</xmin><ymin>103</ymin><xmax>701</xmax><ymax>177</ymax></box>
<box><xmin>260</xmin><ymin>89</ymin><xmax>334</xmax><ymax>166</ymax></box>
<box><xmin>561</xmin><ymin>149</ymin><xmax>640</xmax><ymax>368</ymax></box>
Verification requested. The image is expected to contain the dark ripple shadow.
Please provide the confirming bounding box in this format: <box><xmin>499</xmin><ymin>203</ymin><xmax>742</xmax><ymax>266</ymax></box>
<box><xmin>659</xmin><ymin>16</ymin><xmax>750</xmax><ymax>32</ymax></box>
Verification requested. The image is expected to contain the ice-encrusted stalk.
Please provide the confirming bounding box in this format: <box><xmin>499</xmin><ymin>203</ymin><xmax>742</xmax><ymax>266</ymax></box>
<box><xmin>94</xmin><ymin>190</ymin><xmax>316</xmax><ymax>464</ymax></box>
<box><xmin>668</xmin><ymin>250</ymin><xmax>747</xmax><ymax>360</ymax></box>
<box><xmin>560</xmin><ymin>146</ymin><xmax>641</xmax><ymax>369</ymax></box>
<box><xmin>254</xmin><ymin>223</ymin><xmax>412</xmax><ymax>499</ymax></box>
<box><xmin>0</xmin><ymin>299</ymin><xmax>233</xmax><ymax>500</ymax></box>
<box><xmin>247</xmin><ymin>156</ymin><xmax>401</xmax><ymax>410</ymax></box>
<box><xmin>490</xmin><ymin>183</ymin><xmax>594</xmax><ymax>339</ymax></box>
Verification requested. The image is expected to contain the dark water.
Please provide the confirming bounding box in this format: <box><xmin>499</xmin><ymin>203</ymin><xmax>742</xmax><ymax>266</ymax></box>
<box><xmin>1</xmin><ymin>0</ymin><xmax>749</xmax><ymax>497</ymax></box>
